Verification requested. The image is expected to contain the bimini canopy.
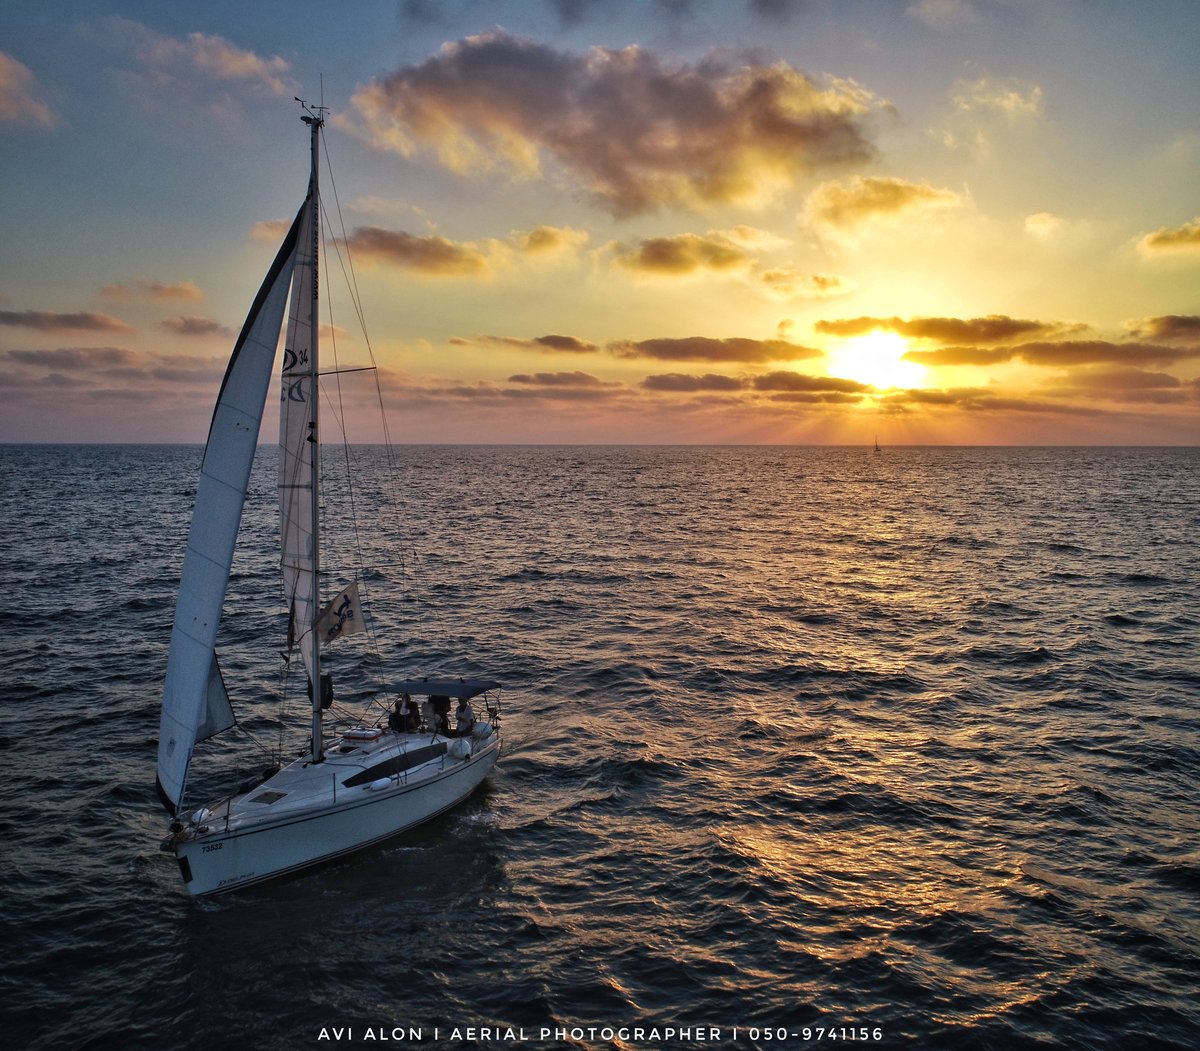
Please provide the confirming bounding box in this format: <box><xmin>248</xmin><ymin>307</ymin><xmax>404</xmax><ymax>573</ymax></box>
<box><xmin>386</xmin><ymin>678</ymin><xmax>501</xmax><ymax>700</ymax></box>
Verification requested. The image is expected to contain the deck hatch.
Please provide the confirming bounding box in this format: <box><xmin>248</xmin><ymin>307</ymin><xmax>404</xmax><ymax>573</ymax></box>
<box><xmin>248</xmin><ymin>790</ymin><xmax>288</xmax><ymax>804</ymax></box>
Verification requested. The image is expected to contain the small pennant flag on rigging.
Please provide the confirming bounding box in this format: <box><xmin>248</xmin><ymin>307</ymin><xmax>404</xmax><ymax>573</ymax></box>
<box><xmin>315</xmin><ymin>581</ymin><xmax>364</xmax><ymax>644</ymax></box>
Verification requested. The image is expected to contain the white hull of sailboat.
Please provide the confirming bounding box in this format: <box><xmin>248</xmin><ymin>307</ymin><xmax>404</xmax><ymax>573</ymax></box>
<box><xmin>173</xmin><ymin>737</ymin><xmax>499</xmax><ymax>896</ymax></box>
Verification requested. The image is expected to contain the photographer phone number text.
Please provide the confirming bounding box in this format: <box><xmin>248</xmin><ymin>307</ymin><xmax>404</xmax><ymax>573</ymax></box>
<box><xmin>734</xmin><ymin>1026</ymin><xmax>885</xmax><ymax>1042</ymax></box>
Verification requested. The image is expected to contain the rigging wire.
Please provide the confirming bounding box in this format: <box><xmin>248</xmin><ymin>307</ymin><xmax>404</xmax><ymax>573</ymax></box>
<box><xmin>316</xmin><ymin>126</ymin><xmax>455</xmax><ymax>672</ymax></box>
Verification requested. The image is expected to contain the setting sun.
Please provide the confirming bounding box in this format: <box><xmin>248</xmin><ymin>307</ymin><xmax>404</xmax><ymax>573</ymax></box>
<box><xmin>825</xmin><ymin>330</ymin><xmax>928</xmax><ymax>391</ymax></box>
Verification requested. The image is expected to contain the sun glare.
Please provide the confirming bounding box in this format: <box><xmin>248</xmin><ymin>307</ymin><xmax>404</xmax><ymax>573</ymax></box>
<box><xmin>826</xmin><ymin>330</ymin><xmax>928</xmax><ymax>390</ymax></box>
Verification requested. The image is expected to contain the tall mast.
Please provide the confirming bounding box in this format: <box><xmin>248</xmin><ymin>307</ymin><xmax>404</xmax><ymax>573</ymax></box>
<box><xmin>301</xmin><ymin>107</ymin><xmax>324</xmax><ymax>763</ymax></box>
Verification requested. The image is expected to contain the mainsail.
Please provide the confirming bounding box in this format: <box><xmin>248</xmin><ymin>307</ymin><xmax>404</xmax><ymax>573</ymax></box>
<box><xmin>156</xmin><ymin>205</ymin><xmax>304</xmax><ymax>816</ymax></box>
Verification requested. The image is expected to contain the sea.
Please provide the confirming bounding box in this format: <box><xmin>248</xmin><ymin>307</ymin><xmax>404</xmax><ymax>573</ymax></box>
<box><xmin>1</xmin><ymin>444</ymin><xmax>1197</xmax><ymax>1051</ymax></box>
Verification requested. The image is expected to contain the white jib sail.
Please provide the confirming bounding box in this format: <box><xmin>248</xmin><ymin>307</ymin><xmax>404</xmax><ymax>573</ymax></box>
<box><xmin>278</xmin><ymin>189</ymin><xmax>318</xmax><ymax>691</ymax></box>
<box><xmin>156</xmin><ymin>205</ymin><xmax>304</xmax><ymax>816</ymax></box>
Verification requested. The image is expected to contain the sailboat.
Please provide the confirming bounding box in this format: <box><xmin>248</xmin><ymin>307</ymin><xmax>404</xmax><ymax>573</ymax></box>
<box><xmin>156</xmin><ymin>104</ymin><xmax>503</xmax><ymax>896</ymax></box>
<box><xmin>873</xmin><ymin>435</ymin><xmax>881</xmax><ymax>453</ymax></box>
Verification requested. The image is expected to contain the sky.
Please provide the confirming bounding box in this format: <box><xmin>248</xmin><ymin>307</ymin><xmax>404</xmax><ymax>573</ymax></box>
<box><xmin>1</xmin><ymin>0</ymin><xmax>1198</xmax><ymax>445</ymax></box>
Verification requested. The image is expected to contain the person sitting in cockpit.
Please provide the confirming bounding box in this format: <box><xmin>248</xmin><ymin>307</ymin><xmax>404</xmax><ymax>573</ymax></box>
<box><xmin>389</xmin><ymin>693</ymin><xmax>418</xmax><ymax>733</ymax></box>
<box><xmin>455</xmin><ymin>697</ymin><xmax>476</xmax><ymax>737</ymax></box>
<box><xmin>430</xmin><ymin>695</ymin><xmax>451</xmax><ymax>736</ymax></box>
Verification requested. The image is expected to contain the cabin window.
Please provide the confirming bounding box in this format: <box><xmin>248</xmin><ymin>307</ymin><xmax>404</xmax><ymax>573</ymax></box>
<box><xmin>341</xmin><ymin>742</ymin><xmax>447</xmax><ymax>788</ymax></box>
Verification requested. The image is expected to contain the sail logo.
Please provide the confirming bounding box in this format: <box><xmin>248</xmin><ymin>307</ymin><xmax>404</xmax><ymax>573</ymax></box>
<box><xmin>316</xmin><ymin>582</ymin><xmax>364</xmax><ymax>644</ymax></box>
<box><xmin>282</xmin><ymin>345</ymin><xmax>309</xmax><ymax>375</ymax></box>
<box><xmin>328</xmin><ymin>594</ymin><xmax>355</xmax><ymax>637</ymax></box>
<box><xmin>284</xmin><ymin>379</ymin><xmax>307</xmax><ymax>403</ymax></box>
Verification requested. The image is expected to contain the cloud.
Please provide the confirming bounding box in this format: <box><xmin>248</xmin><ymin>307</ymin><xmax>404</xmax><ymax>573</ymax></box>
<box><xmin>906</xmin><ymin>339</ymin><xmax>1200</xmax><ymax>368</ymax></box>
<box><xmin>0</xmin><ymin>309</ymin><xmax>133</xmax><ymax>333</ymax></box>
<box><xmin>642</xmin><ymin>372</ymin><xmax>746</xmax><ymax>392</ymax></box>
<box><xmin>1</xmin><ymin>345</ymin><xmax>228</xmax><ymax>400</ymax></box>
<box><xmin>903</xmin><ymin>345</ymin><xmax>1016</xmax><ymax>366</ymax></box>
<box><xmin>407</xmin><ymin>378</ymin><xmax>624</xmax><ymax>405</ymax></box>
<box><xmin>3</xmin><ymin>346</ymin><xmax>139</xmax><ymax>369</ymax></box>
<box><xmin>613</xmin><ymin>232</ymin><xmax>752</xmax><ymax>275</ymax></box>
<box><xmin>1047</xmin><ymin>366</ymin><xmax>1184</xmax><ymax>398</ymax></box>
<box><xmin>1126</xmin><ymin>315</ymin><xmax>1200</xmax><ymax>342</ymax></box>
<box><xmin>100</xmin><ymin>279</ymin><xmax>204</xmax><ymax>302</ymax></box>
<box><xmin>340</xmin><ymin>222</ymin><xmax>586</xmax><ymax>274</ymax></box>
<box><xmin>349</xmin><ymin>31</ymin><xmax>882</xmax><ymax>216</ymax></box>
<box><xmin>519</xmin><ymin>225</ymin><xmax>589</xmax><ymax>255</ymax></box>
<box><xmin>251</xmin><ymin>219</ymin><xmax>295</xmax><ymax>243</ymax></box>
<box><xmin>816</xmin><ymin>314</ymin><xmax>1061</xmax><ymax>344</ymax></box>
<box><xmin>805</xmin><ymin>175</ymin><xmax>961</xmax><ymax>235</ymax></box>
<box><xmin>158</xmin><ymin>315</ymin><xmax>234</xmax><ymax>339</ymax></box>
<box><xmin>0</xmin><ymin>51</ymin><xmax>56</xmax><ymax>127</ymax></box>
<box><xmin>1137</xmin><ymin>216</ymin><xmax>1200</xmax><ymax>257</ymax></box>
<box><xmin>881</xmin><ymin>388</ymin><xmax>1107</xmax><ymax>417</ymax></box>
<box><xmin>1024</xmin><ymin>212</ymin><xmax>1066</xmax><ymax>241</ymax></box>
<box><xmin>1013</xmin><ymin>340</ymin><xmax>1200</xmax><ymax>367</ymax></box>
<box><xmin>102</xmin><ymin>17</ymin><xmax>294</xmax><ymax>98</ymax></box>
<box><xmin>763</xmin><ymin>390</ymin><xmax>864</xmax><ymax>404</ymax></box>
<box><xmin>460</xmin><ymin>334</ymin><xmax>599</xmax><ymax>354</ymax></box>
<box><xmin>952</xmin><ymin>75</ymin><xmax>1043</xmax><ymax>119</ymax></box>
<box><xmin>612</xmin><ymin>336</ymin><xmax>821</xmax><ymax>363</ymax></box>
<box><xmin>507</xmin><ymin>370</ymin><xmax>616</xmax><ymax>387</ymax></box>
<box><xmin>342</xmin><ymin>227</ymin><xmax>490</xmax><ymax>276</ymax></box>
<box><xmin>760</xmin><ymin>269</ymin><xmax>854</xmax><ymax>300</ymax></box>
<box><xmin>751</xmin><ymin>371</ymin><xmax>870</xmax><ymax>393</ymax></box>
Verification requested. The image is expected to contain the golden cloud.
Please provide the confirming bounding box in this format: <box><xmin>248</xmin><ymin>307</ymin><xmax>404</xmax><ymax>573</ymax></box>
<box><xmin>342</xmin><ymin>227</ymin><xmax>490</xmax><ymax>276</ymax></box>
<box><xmin>1126</xmin><ymin>315</ymin><xmax>1200</xmax><ymax>342</ymax></box>
<box><xmin>1044</xmin><ymin>366</ymin><xmax>1186</xmax><ymax>403</ymax></box>
<box><xmin>1137</xmin><ymin>217</ymin><xmax>1200</xmax><ymax>256</ymax></box>
<box><xmin>882</xmin><ymin>388</ymin><xmax>1106</xmax><ymax>416</ymax></box>
<box><xmin>817</xmin><ymin>314</ymin><xmax>1060</xmax><ymax>344</ymax></box>
<box><xmin>519</xmin><ymin>225</ymin><xmax>589</xmax><ymax>254</ymax></box>
<box><xmin>508</xmin><ymin>371</ymin><xmax>616</xmax><ymax>387</ymax></box>
<box><xmin>613</xmin><ymin>233</ymin><xmax>752</xmax><ymax>275</ymax></box>
<box><xmin>952</xmin><ymin>75</ymin><xmax>1043</xmax><ymax>119</ymax></box>
<box><xmin>760</xmin><ymin>269</ymin><xmax>854</xmax><ymax>300</ymax></box>
<box><xmin>612</xmin><ymin>337</ymin><xmax>822</xmax><ymax>363</ymax></box>
<box><xmin>751</xmin><ymin>371</ymin><xmax>870</xmax><ymax>392</ymax></box>
<box><xmin>1024</xmin><ymin>212</ymin><xmax>1066</xmax><ymax>240</ymax></box>
<box><xmin>1014</xmin><ymin>340</ymin><xmax>1199</xmax><ymax>367</ymax></box>
<box><xmin>460</xmin><ymin>334</ymin><xmax>599</xmax><ymax>354</ymax></box>
<box><xmin>350</xmin><ymin>31</ymin><xmax>882</xmax><ymax>216</ymax></box>
<box><xmin>903</xmin><ymin>346</ymin><xmax>1016</xmax><ymax>366</ymax></box>
<box><xmin>804</xmin><ymin>175</ymin><xmax>961</xmax><ymax>233</ymax></box>
<box><xmin>642</xmin><ymin>373</ymin><xmax>746</xmax><ymax>392</ymax></box>
<box><xmin>905</xmin><ymin>339</ymin><xmax>1199</xmax><ymax>368</ymax></box>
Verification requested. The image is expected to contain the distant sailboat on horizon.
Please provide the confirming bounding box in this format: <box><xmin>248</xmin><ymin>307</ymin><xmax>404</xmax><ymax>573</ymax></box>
<box><xmin>873</xmin><ymin>435</ymin><xmax>881</xmax><ymax>453</ymax></box>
